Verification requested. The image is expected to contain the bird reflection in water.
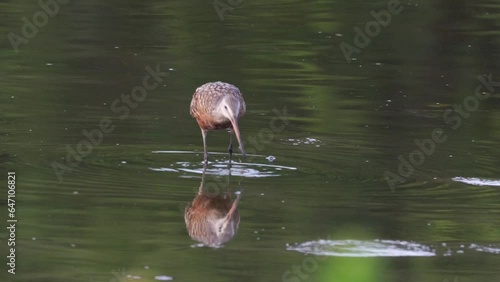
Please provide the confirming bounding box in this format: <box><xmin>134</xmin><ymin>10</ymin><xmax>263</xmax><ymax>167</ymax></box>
<box><xmin>184</xmin><ymin>168</ymin><xmax>241</xmax><ymax>247</ymax></box>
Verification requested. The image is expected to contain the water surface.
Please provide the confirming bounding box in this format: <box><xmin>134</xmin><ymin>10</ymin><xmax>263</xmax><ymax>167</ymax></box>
<box><xmin>1</xmin><ymin>0</ymin><xmax>500</xmax><ymax>281</ymax></box>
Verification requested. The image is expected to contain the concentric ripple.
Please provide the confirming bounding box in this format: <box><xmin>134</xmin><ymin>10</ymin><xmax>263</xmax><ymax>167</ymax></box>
<box><xmin>150</xmin><ymin>150</ymin><xmax>297</xmax><ymax>178</ymax></box>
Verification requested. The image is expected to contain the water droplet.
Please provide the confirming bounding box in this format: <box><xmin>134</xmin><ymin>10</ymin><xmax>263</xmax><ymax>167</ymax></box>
<box><xmin>266</xmin><ymin>155</ymin><xmax>276</xmax><ymax>162</ymax></box>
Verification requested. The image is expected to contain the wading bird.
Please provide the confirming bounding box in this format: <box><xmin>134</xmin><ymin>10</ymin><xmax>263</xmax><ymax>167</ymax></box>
<box><xmin>190</xmin><ymin>81</ymin><xmax>246</xmax><ymax>163</ymax></box>
<box><xmin>184</xmin><ymin>168</ymin><xmax>241</xmax><ymax>247</ymax></box>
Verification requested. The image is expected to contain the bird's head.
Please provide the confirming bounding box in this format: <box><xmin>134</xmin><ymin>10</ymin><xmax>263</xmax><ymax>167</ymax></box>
<box><xmin>218</xmin><ymin>96</ymin><xmax>240</xmax><ymax>123</ymax></box>
<box><xmin>213</xmin><ymin>216</ymin><xmax>236</xmax><ymax>242</ymax></box>
<box><xmin>218</xmin><ymin>97</ymin><xmax>246</xmax><ymax>158</ymax></box>
<box><xmin>212</xmin><ymin>195</ymin><xmax>240</xmax><ymax>243</ymax></box>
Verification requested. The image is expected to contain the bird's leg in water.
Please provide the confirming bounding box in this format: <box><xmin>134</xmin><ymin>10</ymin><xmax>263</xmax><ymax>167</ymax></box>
<box><xmin>228</xmin><ymin>130</ymin><xmax>233</xmax><ymax>168</ymax></box>
<box><xmin>199</xmin><ymin>166</ymin><xmax>207</xmax><ymax>194</ymax></box>
<box><xmin>201</xmin><ymin>129</ymin><xmax>208</xmax><ymax>164</ymax></box>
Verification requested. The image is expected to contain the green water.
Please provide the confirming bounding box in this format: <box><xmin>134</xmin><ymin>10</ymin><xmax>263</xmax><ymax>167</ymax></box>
<box><xmin>1</xmin><ymin>0</ymin><xmax>500</xmax><ymax>281</ymax></box>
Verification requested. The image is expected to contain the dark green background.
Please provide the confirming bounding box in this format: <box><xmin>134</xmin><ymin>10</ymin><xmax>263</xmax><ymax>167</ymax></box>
<box><xmin>1</xmin><ymin>0</ymin><xmax>499</xmax><ymax>281</ymax></box>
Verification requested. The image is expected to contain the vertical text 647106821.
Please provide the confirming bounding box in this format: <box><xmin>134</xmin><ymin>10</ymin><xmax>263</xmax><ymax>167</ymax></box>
<box><xmin>7</xmin><ymin>172</ymin><xmax>17</xmax><ymax>275</ymax></box>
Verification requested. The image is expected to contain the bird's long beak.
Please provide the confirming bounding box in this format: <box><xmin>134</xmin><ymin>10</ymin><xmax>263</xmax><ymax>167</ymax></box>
<box><xmin>224</xmin><ymin>193</ymin><xmax>241</xmax><ymax>222</ymax></box>
<box><xmin>229</xmin><ymin>117</ymin><xmax>246</xmax><ymax>159</ymax></box>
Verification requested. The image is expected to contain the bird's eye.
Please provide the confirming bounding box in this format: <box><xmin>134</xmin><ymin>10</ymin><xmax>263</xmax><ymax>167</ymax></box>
<box><xmin>224</xmin><ymin>106</ymin><xmax>228</xmax><ymax>110</ymax></box>
<box><xmin>218</xmin><ymin>227</ymin><xmax>222</xmax><ymax>232</ymax></box>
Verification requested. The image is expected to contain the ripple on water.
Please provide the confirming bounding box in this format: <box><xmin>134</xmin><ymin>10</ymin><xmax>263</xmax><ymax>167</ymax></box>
<box><xmin>154</xmin><ymin>276</ymin><xmax>173</xmax><ymax>281</ymax></box>
<box><xmin>150</xmin><ymin>150</ymin><xmax>297</xmax><ymax>178</ymax></box>
<box><xmin>469</xmin><ymin>244</ymin><xmax>500</xmax><ymax>254</ymax></box>
<box><xmin>452</xmin><ymin>177</ymin><xmax>500</xmax><ymax>187</ymax></box>
<box><xmin>287</xmin><ymin>240</ymin><xmax>500</xmax><ymax>257</ymax></box>
<box><xmin>284</xmin><ymin>137</ymin><xmax>323</xmax><ymax>147</ymax></box>
<box><xmin>287</xmin><ymin>239</ymin><xmax>435</xmax><ymax>257</ymax></box>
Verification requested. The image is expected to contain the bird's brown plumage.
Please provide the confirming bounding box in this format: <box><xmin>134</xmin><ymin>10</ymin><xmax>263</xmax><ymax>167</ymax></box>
<box><xmin>190</xmin><ymin>81</ymin><xmax>246</xmax><ymax>161</ymax></box>
<box><xmin>190</xmin><ymin>81</ymin><xmax>246</xmax><ymax>130</ymax></box>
